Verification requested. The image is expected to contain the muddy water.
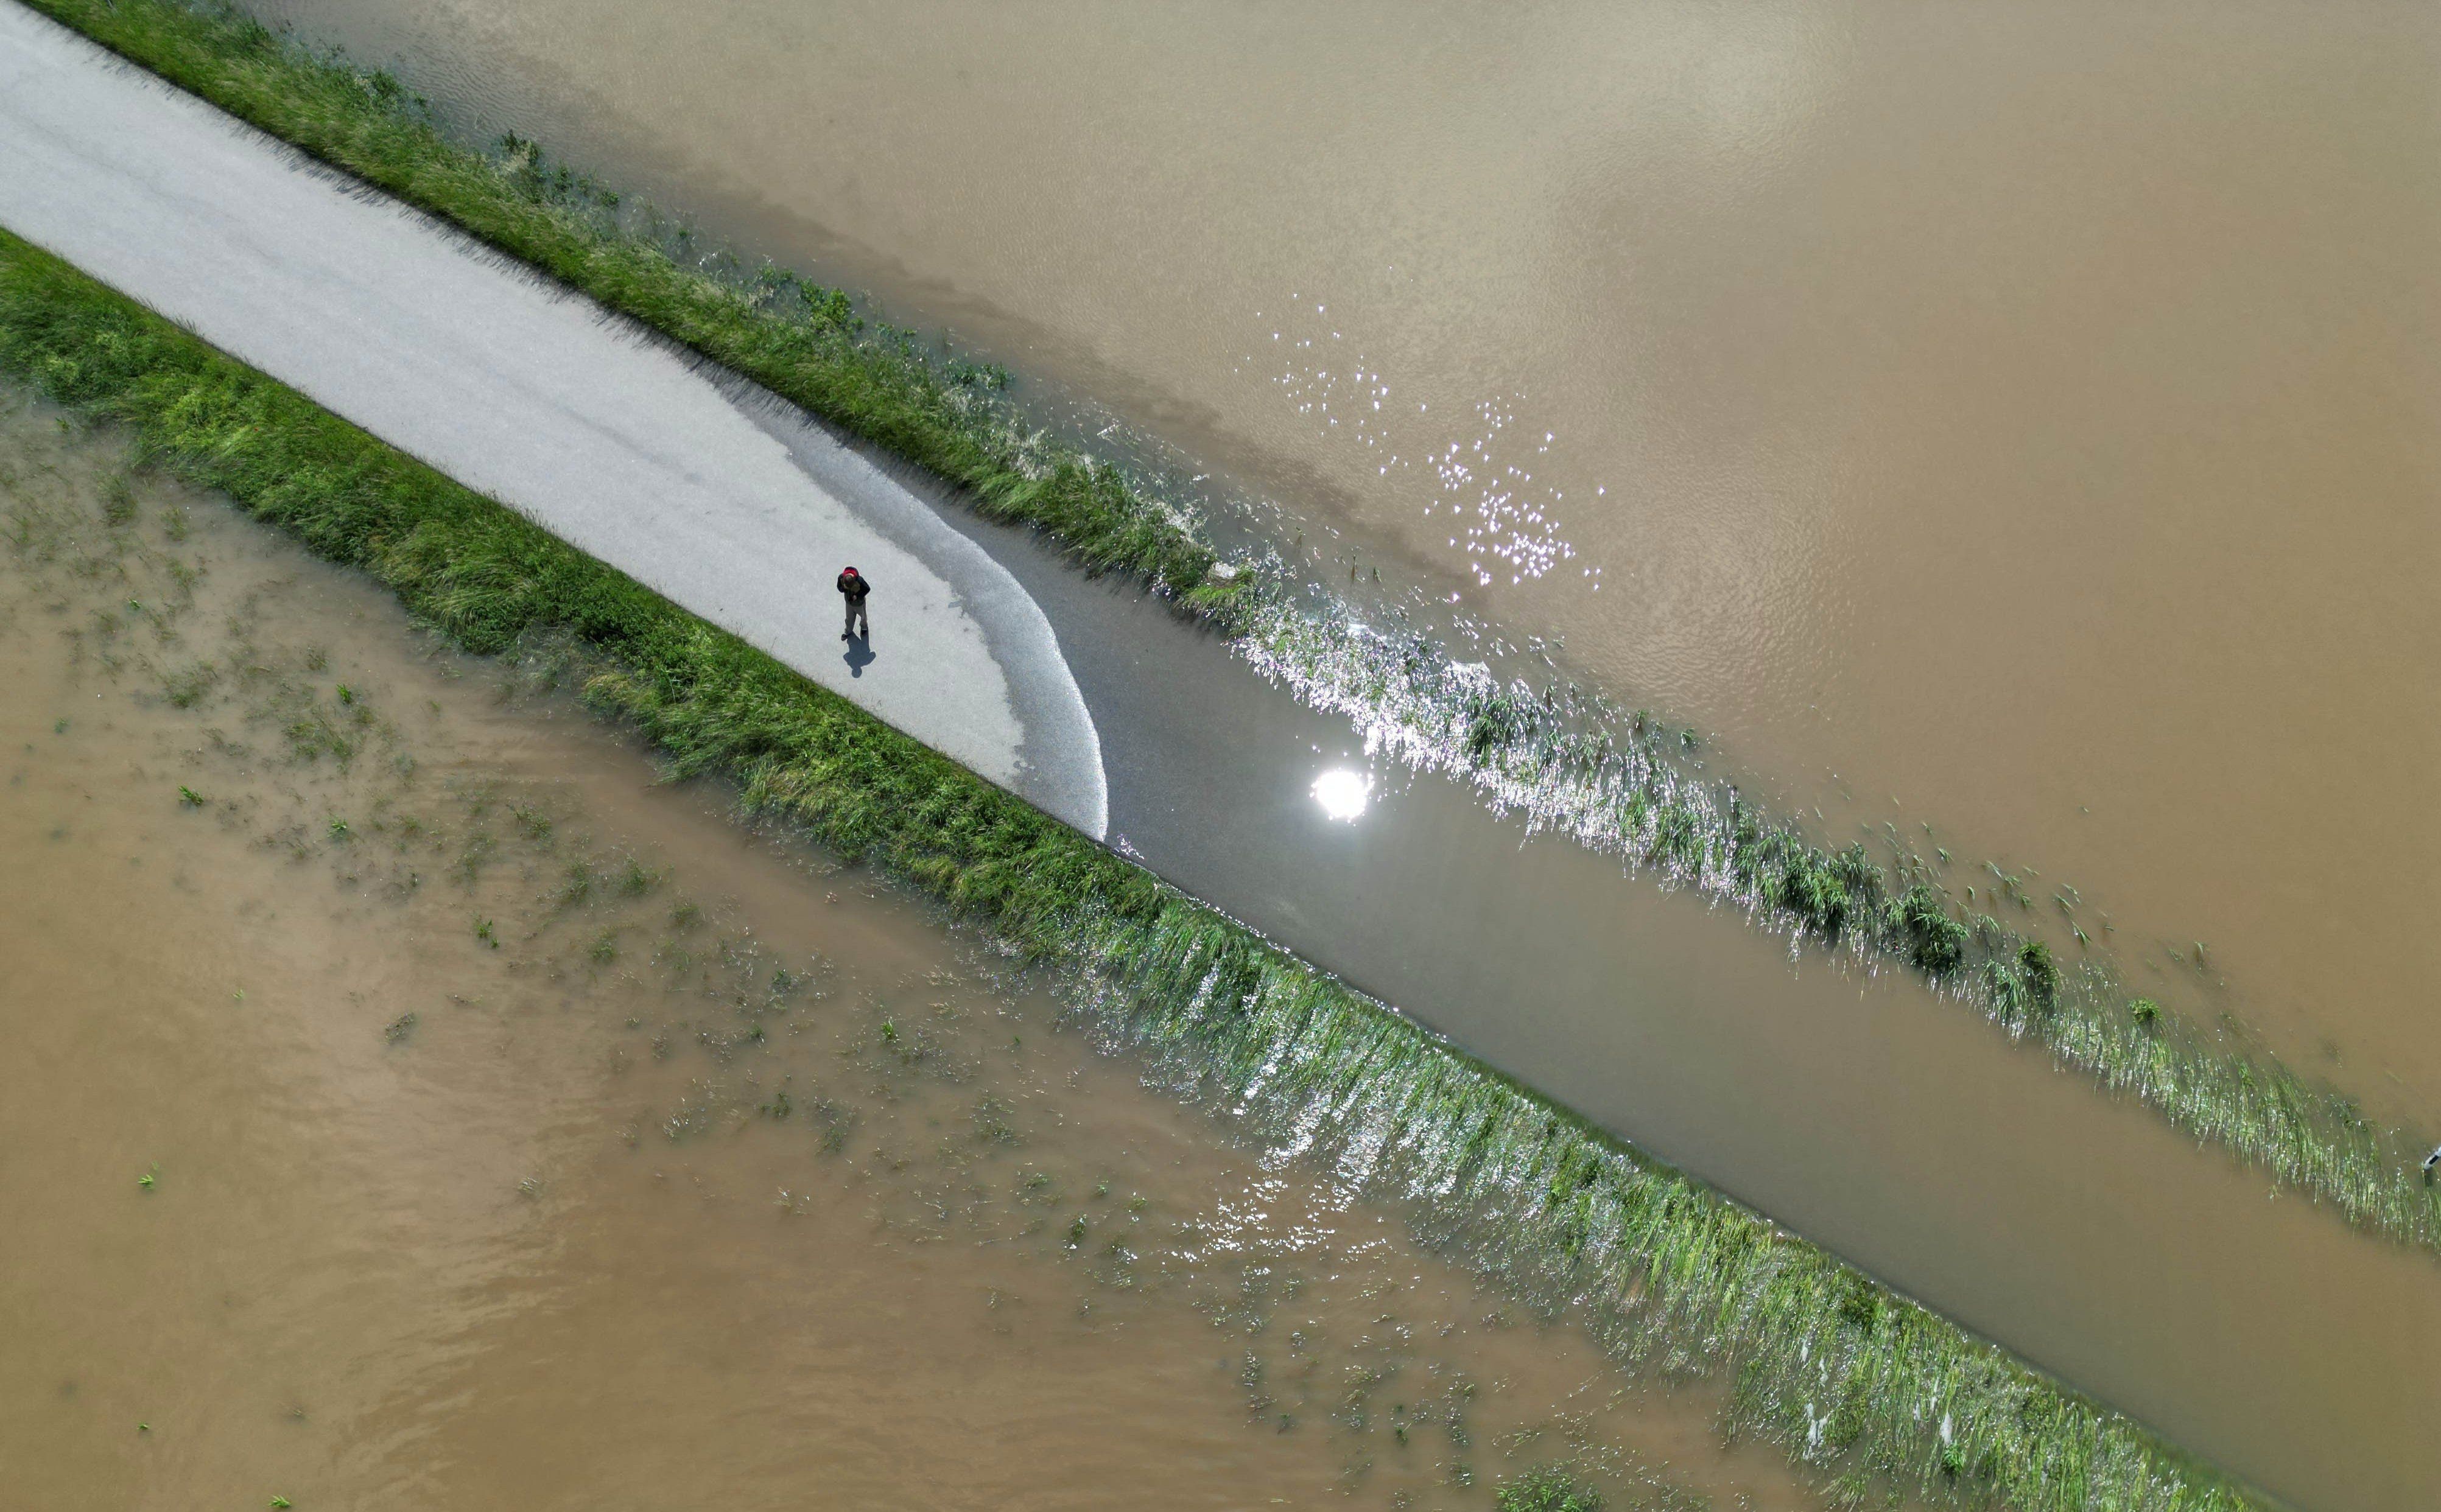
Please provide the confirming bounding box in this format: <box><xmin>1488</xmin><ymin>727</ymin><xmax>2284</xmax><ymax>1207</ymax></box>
<box><xmin>0</xmin><ymin>401</ymin><xmax>1839</xmax><ymax>1507</ymax></box>
<box><xmin>241</xmin><ymin>0</ymin><xmax>2441</xmax><ymax>1129</ymax></box>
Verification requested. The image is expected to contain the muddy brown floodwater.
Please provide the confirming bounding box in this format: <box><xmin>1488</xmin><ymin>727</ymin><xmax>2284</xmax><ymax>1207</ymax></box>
<box><xmin>244</xmin><ymin>0</ymin><xmax>2441</xmax><ymax>1132</ymax></box>
<box><xmin>0</xmin><ymin>397</ymin><xmax>1842</xmax><ymax>1507</ymax></box>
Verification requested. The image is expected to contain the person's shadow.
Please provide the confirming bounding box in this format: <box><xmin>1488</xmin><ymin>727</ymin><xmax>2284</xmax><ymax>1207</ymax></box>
<box><xmin>842</xmin><ymin>631</ymin><xmax>876</xmax><ymax>678</ymax></box>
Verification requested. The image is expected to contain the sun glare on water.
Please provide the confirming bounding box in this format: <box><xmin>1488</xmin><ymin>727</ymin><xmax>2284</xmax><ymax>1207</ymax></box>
<box><xmin>1312</xmin><ymin>768</ymin><xmax>1372</xmax><ymax>822</ymax></box>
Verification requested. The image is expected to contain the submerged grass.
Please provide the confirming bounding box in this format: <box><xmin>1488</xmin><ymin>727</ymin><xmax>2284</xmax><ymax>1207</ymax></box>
<box><xmin>1241</xmin><ymin>599</ymin><xmax>2441</xmax><ymax>1254</ymax></box>
<box><xmin>19</xmin><ymin>0</ymin><xmax>2431</xmax><ymax>1259</ymax></box>
<box><xmin>0</xmin><ymin>227</ymin><xmax>2271</xmax><ymax>1512</ymax></box>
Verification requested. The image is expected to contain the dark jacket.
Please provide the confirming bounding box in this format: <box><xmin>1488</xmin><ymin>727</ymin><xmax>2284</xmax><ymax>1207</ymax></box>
<box><xmin>837</xmin><ymin>572</ymin><xmax>870</xmax><ymax>603</ymax></box>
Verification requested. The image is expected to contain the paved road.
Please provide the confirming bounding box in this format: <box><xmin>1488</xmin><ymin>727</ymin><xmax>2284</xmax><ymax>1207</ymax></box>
<box><xmin>0</xmin><ymin>2</ymin><xmax>1106</xmax><ymax>835</ymax></box>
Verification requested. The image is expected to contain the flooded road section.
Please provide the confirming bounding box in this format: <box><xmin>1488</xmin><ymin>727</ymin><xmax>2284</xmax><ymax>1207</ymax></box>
<box><xmin>960</xmin><ymin>478</ymin><xmax>2441</xmax><ymax>1512</ymax></box>
<box><xmin>242</xmin><ymin>0</ymin><xmax>2441</xmax><ymax>1133</ymax></box>
<box><xmin>0</xmin><ymin>399</ymin><xmax>1829</xmax><ymax>1508</ymax></box>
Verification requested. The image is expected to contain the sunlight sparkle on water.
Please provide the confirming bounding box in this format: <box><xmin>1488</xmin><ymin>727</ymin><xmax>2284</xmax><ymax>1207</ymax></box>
<box><xmin>1243</xmin><ymin>297</ymin><xmax>1595</xmax><ymax>590</ymax></box>
<box><xmin>1312</xmin><ymin>768</ymin><xmax>1372</xmax><ymax>822</ymax></box>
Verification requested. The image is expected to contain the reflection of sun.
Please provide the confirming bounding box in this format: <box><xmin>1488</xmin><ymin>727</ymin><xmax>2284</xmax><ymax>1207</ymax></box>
<box><xmin>1311</xmin><ymin>768</ymin><xmax>1372</xmax><ymax>822</ymax></box>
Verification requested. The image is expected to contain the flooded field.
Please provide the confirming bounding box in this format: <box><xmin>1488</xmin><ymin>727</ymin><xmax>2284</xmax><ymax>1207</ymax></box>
<box><xmin>0</xmin><ymin>396</ymin><xmax>1847</xmax><ymax>1507</ymax></box>
<box><xmin>11</xmin><ymin>0</ymin><xmax>2440</xmax><ymax>1502</ymax></box>
<box><xmin>13</xmin><ymin>0</ymin><xmax>2441</xmax><ymax>1503</ymax></box>
<box><xmin>241</xmin><ymin>0</ymin><xmax>2441</xmax><ymax>1133</ymax></box>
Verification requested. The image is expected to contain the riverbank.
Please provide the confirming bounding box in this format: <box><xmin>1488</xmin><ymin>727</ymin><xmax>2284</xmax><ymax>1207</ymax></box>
<box><xmin>0</xmin><ymin>219</ymin><xmax>2267</xmax><ymax>1512</ymax></box>
<box><xmin>13</xmin><ymin>0</ymin><xmax>2431</xmax><ymax>1269</ymax></box>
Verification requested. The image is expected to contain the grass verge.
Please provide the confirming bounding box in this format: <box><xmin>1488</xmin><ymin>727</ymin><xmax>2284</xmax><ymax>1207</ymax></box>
<box><xmin>0</xmin><ymin>223</ymin><xmax>2269</xmax><ymax>1512</ymax></box>
<box><xmin>16</xmin><ymin>0</ymin><xmax>2434</xmax><ymax>1261</ymax></box>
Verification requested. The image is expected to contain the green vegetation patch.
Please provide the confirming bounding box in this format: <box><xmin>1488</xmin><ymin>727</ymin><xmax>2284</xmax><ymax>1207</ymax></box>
<box><xmin>0</xmin><ymin>225</ymin><xmax>2267</xmax><ymax>1512</ymax></box>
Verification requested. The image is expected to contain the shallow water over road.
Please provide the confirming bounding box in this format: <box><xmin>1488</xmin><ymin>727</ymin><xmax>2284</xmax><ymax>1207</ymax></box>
<box><xmin>0</xmin><ymin>397</ymin><xmax>1831</xmax><ymax>1510</ymax></box>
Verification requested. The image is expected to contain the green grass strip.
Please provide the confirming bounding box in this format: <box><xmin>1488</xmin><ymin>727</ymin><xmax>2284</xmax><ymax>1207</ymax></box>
<box><xmin>19</xmin><ymin>0</ymin><xmax>2434</xmax><ymax>1262</ymax></box>
<box><xmin>0</xmin><ymin>225</ymin><xmax>2270</xmax><ymax>1512</ymax></box>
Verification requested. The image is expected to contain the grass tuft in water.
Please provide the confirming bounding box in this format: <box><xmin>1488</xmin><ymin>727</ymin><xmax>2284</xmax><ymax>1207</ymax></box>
<box><xmin>1498</xmin><ymin>1465</ymin><xmax>1604</xmax><ymax>1512</ymax></box>
<box><xmin>0</xmin><ymin>227</ymin><xmax>2277</xmax><ymax>1512</ymax></box>
<box><xmin>1888</xmin><ymin>884</ymin><xmax>1968</xmax><ymax>975</ymax></box>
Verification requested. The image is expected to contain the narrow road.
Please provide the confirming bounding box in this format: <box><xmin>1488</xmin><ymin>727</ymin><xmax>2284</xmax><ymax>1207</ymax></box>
<box><xmin>0</xmin><ymin>2</ymin><xmax>1107</xmax><ymax>836</ymax></box>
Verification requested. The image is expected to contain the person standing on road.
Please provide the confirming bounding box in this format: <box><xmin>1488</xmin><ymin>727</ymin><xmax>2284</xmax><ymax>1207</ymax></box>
<box><xmin>837</xmin><ymin>565</ymin><xmax>871</xmax><ymax>640</ymax></box>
